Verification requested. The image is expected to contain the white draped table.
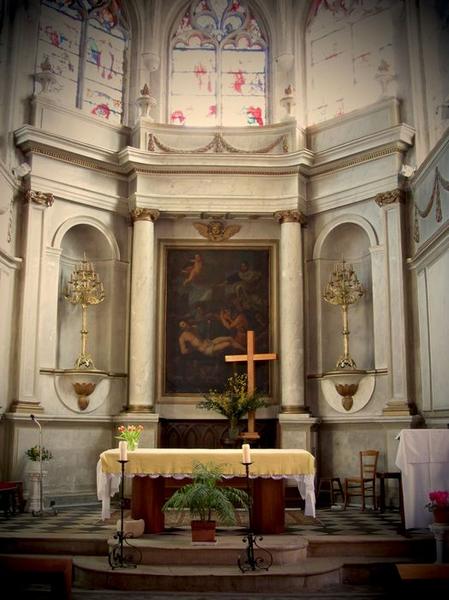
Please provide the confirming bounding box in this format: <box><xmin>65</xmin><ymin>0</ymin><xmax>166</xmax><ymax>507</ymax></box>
<box><xmin>97</xmin><ymin>448</ymin><xmax>316</xmax><ymax>534</ymax></box>
<box><xmin>395</xmin><ymin>429</ymin><xmax>449</xmax><ymax>529</ymax></box>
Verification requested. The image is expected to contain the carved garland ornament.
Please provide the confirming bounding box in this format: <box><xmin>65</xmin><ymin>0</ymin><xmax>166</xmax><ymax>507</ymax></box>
<box><xmin>412</xmin><ymin>166</ymin><xmax>448</xmax><ymax>243</ymax></box>
<box><xmin>147</xmin><ymin>132</ymin><xmax>289</xmax><ymax>154</ymax></box>
<box><xmin>25</xmin><ymin>190</ymin><xmax>54</xmax><ymax>207</ymax></box>
<box><xmin>193</xmin><ymin>220</ymin><xmax>241</xmax><ymax>241</ymax></box>
<box><xmin>130</xmin><ymin>208</ymin><xmax>160</xmax><ymax>223</ymax></box>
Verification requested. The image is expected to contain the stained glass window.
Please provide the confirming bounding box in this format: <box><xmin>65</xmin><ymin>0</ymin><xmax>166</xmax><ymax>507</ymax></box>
<box><xmin>170</xmin><ymin>0</ymin><xmax>268</xmax><ymax>127</ymax></box>
<box><xmin>36</xmin><ymin>0</ymin><xmax>128</xmax><ymax>124</ymax></box>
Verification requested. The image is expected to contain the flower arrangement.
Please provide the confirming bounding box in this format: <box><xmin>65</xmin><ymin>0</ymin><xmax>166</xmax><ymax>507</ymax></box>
<box><xmin>426</xmin><ymin>490</ymin><xmax>449</xmax><ymax>511</ymax></box>
<box><xmin>25</xmin><ymin>445</ymin><xmax>53</xmax><ymax>461</ymax></box>
<box><xmin>116</xmin><ymin>424</ymin><xmax>143</xmax><ymax>451</ymax></box>
<box><xmin>197</xmin><ymin>373</ymin><xmax>267</xmax><ymax>438</ymax></box>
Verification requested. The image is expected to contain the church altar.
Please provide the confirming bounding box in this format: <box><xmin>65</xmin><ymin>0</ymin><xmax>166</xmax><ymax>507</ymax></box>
<box><xmin>97</xmin><ymin>448</ymin><xmax>316</xmax><ymax>534</ymax></box>
<box><xmin>395</xmin><ymin>429</ymin><xmax>449</xmax><ymax>529</ymax></box>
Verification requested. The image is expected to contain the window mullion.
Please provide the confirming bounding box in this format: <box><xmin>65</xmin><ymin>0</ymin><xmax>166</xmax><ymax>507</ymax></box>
<box><xmin>76</xmin><ymin>17</ymin><xmax>88</xmax><ymax>109</ymax></box>
<box><xmin>217</xmin><ymin>43</ymin><xmax>221</xmax><ymax>126</ymax></box>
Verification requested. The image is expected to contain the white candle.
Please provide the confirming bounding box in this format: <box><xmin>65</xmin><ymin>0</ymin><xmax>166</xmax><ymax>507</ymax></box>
<box><xmin>242</xmin><ymin>443</ymin><xmax>251</xmax><ymax>464</ymax></box>
<box><xmin>119</xmin><ymin>441</ymin><xmax>128</xmax><ymax>461</ymax></box>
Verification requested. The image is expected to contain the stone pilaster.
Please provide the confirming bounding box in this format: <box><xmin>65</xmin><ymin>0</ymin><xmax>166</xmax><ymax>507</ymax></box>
<box><xmin>127</xmin><ymin>208</ymin><xmax>160</xmax><ymax>413</ymax></box>
<box><xmin>10</xmin><ymin>191</ymin><xmax>54</xmax><ymax>413</ymax></box>
<box><xmin>375</xmin><ymin>189</ymin><xmax>410</xmax><ymax>416</ymax></box>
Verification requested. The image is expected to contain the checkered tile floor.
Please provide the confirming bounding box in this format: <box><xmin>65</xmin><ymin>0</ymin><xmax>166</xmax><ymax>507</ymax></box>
<box><xmin>0</xmin><ymin>504</ymin><xmax>407</xmax><ymax>536</ymax></box>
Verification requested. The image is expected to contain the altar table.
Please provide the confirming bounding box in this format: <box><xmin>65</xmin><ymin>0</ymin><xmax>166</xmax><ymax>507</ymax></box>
<box><xmin>97</xmin><ymin>448</ymin><xmax>316</xmax><ymax>534</ymax></box>
<box><xmin>395</xmin><ymin>429</ymin><xmax>449</xmax><ymax>529</ymax></box>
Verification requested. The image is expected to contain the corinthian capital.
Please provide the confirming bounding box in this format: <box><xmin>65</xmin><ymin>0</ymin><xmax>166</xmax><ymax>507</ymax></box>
<box><xmin>374</xmin><ymin>189</ymin><xmax>404</xmax><ymax>207</ymax></box>
<box><xmin>274</xmin><ymin>210</ymin><xmax>306</xmax><ymax>225</ymax></box>
<box><xmin>25</xmin><ymin>190</ymin><xmax>54</xmax><ymax>207</ymax></box>
<box><xmin>130</xmin><ymin>208</ymin><xmax>160</xmax><ymax>223</ymax></box>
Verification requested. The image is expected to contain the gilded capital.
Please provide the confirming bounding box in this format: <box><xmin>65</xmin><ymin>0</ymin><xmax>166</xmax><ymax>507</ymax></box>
<box><xmin>130</xmin><ymin>208</ymin><xmax>160</xmax><ymax>223</ymax></box>
<box><xmin>25</xmin><ymin>190</ymin><xmax>54</xmax><ymax>207</ymax></box>
<box><xmin>274</xmin><ymin>210</ymin><xmax>306</xmax><ymax>225</ymax></box>
<box><xmin>374</xmin><ymin>188</ymin><xmax>404</xmax><ymax>207</ymax></box>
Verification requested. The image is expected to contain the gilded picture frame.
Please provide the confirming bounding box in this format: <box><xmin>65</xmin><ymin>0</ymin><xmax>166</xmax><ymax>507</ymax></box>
<box><xmin>158</xmin><ymin>241</ymin><xmax>277</xmax><ymax>402</ymax></box>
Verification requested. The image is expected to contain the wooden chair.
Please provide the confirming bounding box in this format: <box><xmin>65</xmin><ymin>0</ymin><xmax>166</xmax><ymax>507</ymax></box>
<box><xmin>317</xmin><ymin>477</ymin><xmax>344</xmax><ymax>506</ymax></box>
<box><xmin>344</xmin><ymin>450</ymin><xmax>379</xmax><ymax>511</ymax></box>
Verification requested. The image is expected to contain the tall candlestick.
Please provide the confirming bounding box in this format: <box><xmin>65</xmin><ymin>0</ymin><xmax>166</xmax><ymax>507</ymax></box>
<box><xmin>119</xmin><ymin>441</ymin><xmax>128</xmax><ymax>461</ymax></box>
<box><xmin>242</xmin><ymin>443</ymin><xmax>251</xmax><ymax>464</ymax></box>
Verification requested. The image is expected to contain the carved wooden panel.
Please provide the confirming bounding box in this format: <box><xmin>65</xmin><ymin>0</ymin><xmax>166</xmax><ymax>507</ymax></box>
<box><xmin>159</xmin><ymin>419</ymin><xmax>278</xmax><ymax>449</ymax></box>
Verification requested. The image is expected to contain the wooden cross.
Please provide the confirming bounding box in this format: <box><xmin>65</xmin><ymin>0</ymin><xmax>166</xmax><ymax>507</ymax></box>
<box><xmin>225</xmin><ymin>330</ymin><xmax>277</xmax><ymax>442</ymax></box>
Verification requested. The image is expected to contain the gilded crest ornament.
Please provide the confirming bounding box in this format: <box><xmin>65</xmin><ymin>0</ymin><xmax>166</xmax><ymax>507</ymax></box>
<box><xmin>193</xmin><ymin>220</ymin><xmax>241</xmax><ymax>242</ymax></box>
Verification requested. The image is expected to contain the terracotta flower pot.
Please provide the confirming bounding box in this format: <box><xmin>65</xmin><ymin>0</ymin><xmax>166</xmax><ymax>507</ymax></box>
<box><xmin>191</xmin><ymin>520</ymin><xmax>216</xmax><ymax>543</ymax></box>
<box><xmin>432</xmin><ymin>507</ymin><xmax>449</xmax><ymax>524</ymax></box>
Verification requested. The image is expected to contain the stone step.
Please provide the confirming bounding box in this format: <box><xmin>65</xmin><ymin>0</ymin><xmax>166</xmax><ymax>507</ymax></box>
<box><xmin>106</xmin><ymin>533</ymin><xmax>308</xmax><ymax>566</ymax></box>
<box><xmin>307</xmin><ymin>534</ymin><xmax>434</xmax><ymax>560</ymax></box>
<box><xmin>0</xmin><ymin>533</ymin><xmax>108</xmax><ymax>556</ymax></box>
<box><xmin>73</xmin><ymin>556</ymin><xmax>344</xmax><ymax>593</ymax></box>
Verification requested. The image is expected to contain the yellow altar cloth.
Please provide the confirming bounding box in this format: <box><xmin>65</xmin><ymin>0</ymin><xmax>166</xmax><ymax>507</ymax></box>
<box><xmin>97</xmin><ymin>448</ymin><xmax>316</xmax><ymax>523</ymax></box>
<box><xmin>100</xmin><ymin>448</ymin><xmax>315</xmax><ymax>477</ymax></box>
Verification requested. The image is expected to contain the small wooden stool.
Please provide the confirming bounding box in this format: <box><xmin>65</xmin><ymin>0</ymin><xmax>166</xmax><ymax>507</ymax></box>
<box><xmin>317</xmin><ymin>477</ymin><xmax>344</xmax><ymax>506</ymax></box>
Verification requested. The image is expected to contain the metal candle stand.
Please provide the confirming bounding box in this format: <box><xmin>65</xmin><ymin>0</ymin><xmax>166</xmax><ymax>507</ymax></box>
<box><xmin>238</xmin><ymin>461</ymin><xmax>273</xmax><ymax>572</ymax></box>
<box><xmin>108</xmin><ymin>459</ymin><xmax>141</xmax><ymax>570</ymax></box>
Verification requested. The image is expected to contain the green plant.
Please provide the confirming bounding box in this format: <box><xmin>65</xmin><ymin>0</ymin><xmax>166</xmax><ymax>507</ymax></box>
<box><xmin>197</xmin><ymin>373</ymin><xmax>266</xmax><ymax>436</ymax></box>
<box><xmin>25</xmin><ymin>445</ymin><xmax>53</xmax><ymax>461</ymax></box>
<box><xmin>162</xmin><ymin>461</ymin><xmax>249</xmax><ymax>524</ymax></box>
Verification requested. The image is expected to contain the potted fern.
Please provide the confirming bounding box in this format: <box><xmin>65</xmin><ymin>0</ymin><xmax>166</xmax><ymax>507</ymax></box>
<box><xmin>162</xmin><ymin>461</ymin><xmax>249</xmax><ymax>543</ymax></box>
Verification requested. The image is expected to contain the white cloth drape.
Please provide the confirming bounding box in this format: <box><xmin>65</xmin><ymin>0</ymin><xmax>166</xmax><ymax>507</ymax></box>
<box><xmin>395</xmin><ymin>429</ymin><xmax>449</xmax><ymax>529</ymax></box>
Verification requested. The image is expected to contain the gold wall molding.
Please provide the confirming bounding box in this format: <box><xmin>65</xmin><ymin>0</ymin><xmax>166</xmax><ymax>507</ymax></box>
<box><xmin>413</xmin><ymin>166</ymin><xmax>448</xmax><ymax>243</ymax></box>
<box><xmin>25</xmin><ymin>190</ymin><xmax>54</xmax><ymax>207</ymax></box>
<box><xmin>130</xmin><ymin>208</ymin><xmax>160</xmax><ymax>222</ymax></box>
<box><xmin>374</xmin><ymin>188</ymin><xmax>404</xmax><ymax>207</ymax></box>
<box><xmin>274</xmin><ymin>210</ymin><xmax>306</xmax><ymax>225</ymax></box>
<box><xmin>147</xmin><ymin>132</ymin><xmax>289</xmax><ymax>154</ymax></box>
<box><xmin>193</xmin><ymin>220</ymin><xmax>241</xmax><ymax>241</ymax></box>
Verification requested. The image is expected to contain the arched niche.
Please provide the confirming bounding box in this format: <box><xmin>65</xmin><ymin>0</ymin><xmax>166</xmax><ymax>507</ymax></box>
<box><xmin>317</xmin><ymin>222</ymin><xmax>374</xmax><ymax>373</ymax></box>
<box><xmin>56</xmin><ymin>223</ymin><xmax>127</xmax><ymax>373</ymax></box>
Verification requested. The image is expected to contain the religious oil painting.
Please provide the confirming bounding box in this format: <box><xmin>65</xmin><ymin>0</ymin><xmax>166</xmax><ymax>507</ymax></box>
<box><xmin>163</xmin><ymin>246</ymin><xmax>272</xmax><ymax>395</ymax></box>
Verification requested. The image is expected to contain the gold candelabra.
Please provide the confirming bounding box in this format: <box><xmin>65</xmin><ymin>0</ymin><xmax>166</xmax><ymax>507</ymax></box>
<box><xmin>64</xmin><ymin>253</ymin><xmax>105</xmax><ymax>369</ymax></box>
<box><xmin>323</xmin><ymin>260</ymin><xmax>364</xmax><ymax>370</ymax></box>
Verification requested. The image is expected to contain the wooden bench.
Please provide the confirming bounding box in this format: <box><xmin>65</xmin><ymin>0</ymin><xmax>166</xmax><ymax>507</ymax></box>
<box><xmin>0</xmin><ymin>481</ymin><xmax>25</xmax><ymax>516</ymax></box>
<box><xmin>0</xmin><ymin>554</ymin><xmax>72</xmax><ymax>599</ymax></box>
<box><xmin>396</xmin><ymin>564</ymin><xmax>449</xmax><ymax>592</ymax></box>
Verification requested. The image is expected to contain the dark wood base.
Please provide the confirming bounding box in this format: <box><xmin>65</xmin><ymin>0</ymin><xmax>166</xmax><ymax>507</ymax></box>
<box><xmin>131</xmin><ymin>476</ymin><xmax>285</xmax><ymax>535</ymax></box>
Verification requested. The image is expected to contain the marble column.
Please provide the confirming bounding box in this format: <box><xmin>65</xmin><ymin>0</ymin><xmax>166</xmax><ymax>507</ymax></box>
<box><xmin>274</xmin><ymin>210</ymin><xmax>307</xmax><ymax>413</ymax></box>
<box><xmin>375</xmin><ymin>189</ymin><xmax>410</xmax><ymax>416</ymax></box>
<box><xmin>128</xmin><ymin>208</ymin><xmax>159</xmax><ymax>413</ymax></box>
<box><xmin>10</xmin><ymin>191</ymin><xmax>54</xmax><ymax>413</ymax></box>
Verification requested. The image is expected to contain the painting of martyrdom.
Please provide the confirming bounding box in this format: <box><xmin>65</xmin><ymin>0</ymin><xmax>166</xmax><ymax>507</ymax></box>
<box><xmin>164</xmin><ymin>247</ymin><xmax>271</xmax><ymax>394</ymax></box>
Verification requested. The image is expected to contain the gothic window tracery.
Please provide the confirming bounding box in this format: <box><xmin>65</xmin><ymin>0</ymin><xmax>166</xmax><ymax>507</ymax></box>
<box><xmin>169</xmin><ymin>0</ymin><xmax>268</xmax><ymax>127</ymax></box>
<box><xmin>36</xmin><ymin>0</ymin><xmax>128</xmax><ymax>124</ymax></box>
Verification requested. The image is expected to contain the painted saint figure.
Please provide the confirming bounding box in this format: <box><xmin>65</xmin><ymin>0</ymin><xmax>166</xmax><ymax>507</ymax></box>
<box><xmin>178</xmin><ymin>321</ymin><xmax>245</xmax><ymax>356</ymax></box>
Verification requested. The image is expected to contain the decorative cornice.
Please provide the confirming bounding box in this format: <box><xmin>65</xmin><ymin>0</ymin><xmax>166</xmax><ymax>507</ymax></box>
<box><xmin>274</xmin><ymin>210</ymin><xmax>307</xmax><ymax>225</ymax></box>
<box><xmin>193</xmin><ymin>220</ymin><xmax>241</xmax><ymax>241</ymax></box>
<box><xmin>374</xmin><ymin>188</ymin><xmax>404</xmax><ymax>207</ymax></box>
<box><xmin>134</xmin><ymin>167</ymin><xmax>299</xmax><ymax>176</ymax></box>
<box><xmin>25</xmin><ymin>189</ymin><xmax>54</xmax><ymax>207</ymax></box>
<box><xmin>148</xmin><ymin>132</ymin><xmax>289</xmax><ymax>154</ymax></box>
<box><xmin>130</xmin><ymin>208</ymin><xmax>160</xmax><ymax>223</ymax></box>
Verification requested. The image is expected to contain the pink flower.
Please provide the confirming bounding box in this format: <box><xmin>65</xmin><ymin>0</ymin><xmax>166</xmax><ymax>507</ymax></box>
<box><xmin>428</xmin><ymin>490</ymin><xmax>449</xmax><ymax>507</ymax></box>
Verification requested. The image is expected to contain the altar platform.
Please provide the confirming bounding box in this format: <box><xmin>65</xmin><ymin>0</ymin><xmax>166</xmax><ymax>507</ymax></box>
<box><xmin>0</xmin><ymin>504</ymin><xmax>440</xmax><ymax>596</ymax></box>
